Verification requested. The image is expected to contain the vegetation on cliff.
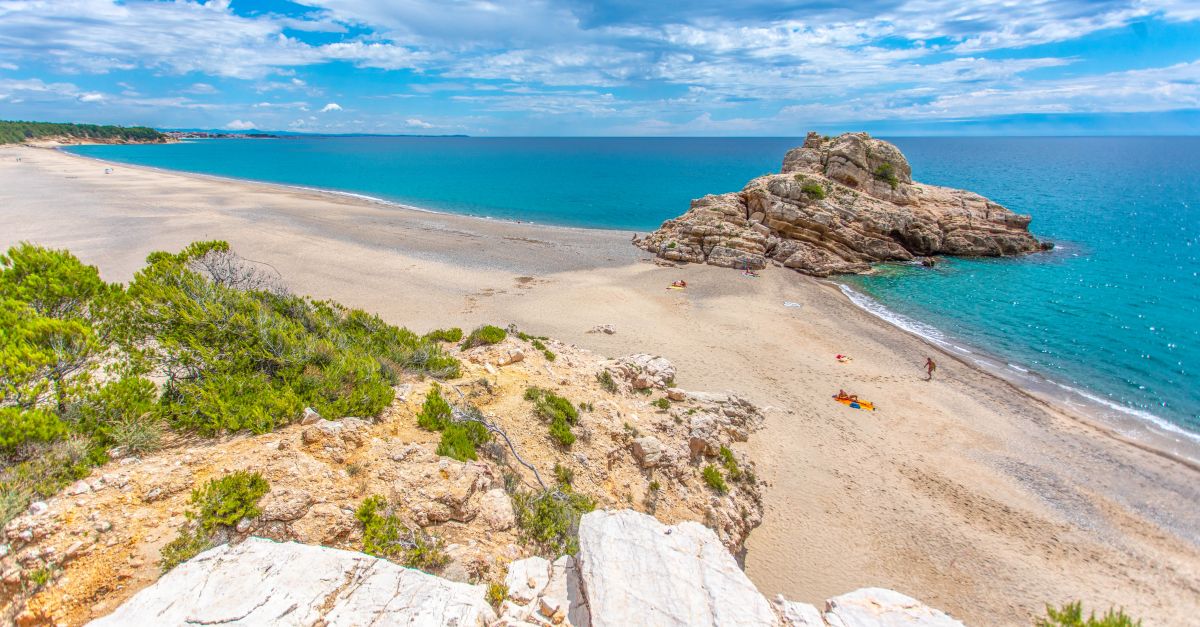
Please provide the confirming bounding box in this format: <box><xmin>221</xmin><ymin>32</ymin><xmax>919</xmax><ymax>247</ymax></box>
<box><xmin>0</xmin><ymin>120</ymin><xmax>165</xmax><ymax>145</ymax></box>
<box><xmin>0</xmin><ymin>241</ymin><xmax>459</xmax><ymax>526</ymax></box>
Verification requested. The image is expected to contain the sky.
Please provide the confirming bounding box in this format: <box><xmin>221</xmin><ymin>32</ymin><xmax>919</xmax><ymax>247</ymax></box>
<box><xmin>0</xmin><ymin>0</ymin><xmax>1198</xmax><ymax>136</ymax></box>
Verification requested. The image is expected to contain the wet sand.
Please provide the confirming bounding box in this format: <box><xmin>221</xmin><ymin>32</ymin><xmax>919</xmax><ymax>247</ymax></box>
<box><xmin>2</xmin><ymin>144</ymin><xmax>1198</xmax><ymax>624</ymax></box>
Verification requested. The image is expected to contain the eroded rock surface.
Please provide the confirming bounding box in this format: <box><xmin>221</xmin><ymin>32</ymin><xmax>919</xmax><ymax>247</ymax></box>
<box><xmin>87</xmin><ymin>538</ymin><xmax>496</xmax><ymax>626</ymax></box>
<box><xmin>637</xmin><ymin>131</ymin><xmax>1048</xmax><ymax>276</ymax></box>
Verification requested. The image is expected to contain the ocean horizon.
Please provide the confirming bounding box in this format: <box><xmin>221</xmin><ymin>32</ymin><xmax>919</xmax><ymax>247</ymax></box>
<box><xmin>66</xmin><ymin>136</ymin><xmax>1200</xmax><ymax>445</ymax></box>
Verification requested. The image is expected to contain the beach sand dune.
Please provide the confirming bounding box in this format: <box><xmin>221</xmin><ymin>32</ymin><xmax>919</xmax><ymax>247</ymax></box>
<box><xmin>2</xmin><ymin>145</ymin><xmax>1198</xmax><ymax>624</ymax></box>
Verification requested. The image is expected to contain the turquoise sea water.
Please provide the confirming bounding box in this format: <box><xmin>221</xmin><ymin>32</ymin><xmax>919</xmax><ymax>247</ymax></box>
<box><xmin>67</xmin><ymin>137</ymin><xmax>1200</xmax><ymax>437</ymax></box>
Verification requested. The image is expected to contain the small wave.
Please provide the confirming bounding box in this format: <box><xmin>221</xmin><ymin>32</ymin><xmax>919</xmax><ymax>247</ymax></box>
<box><xmin>837</xmin><ymin>283</ymin><xmax>1200</xmax><ymax>448</ymax></box>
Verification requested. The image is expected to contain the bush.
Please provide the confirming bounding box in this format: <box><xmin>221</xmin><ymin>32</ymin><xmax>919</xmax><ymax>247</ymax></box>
<box><xmin>719</xmin><ymin>445</ymin><xmax>743</xmax><ymax>481</ymax></box>
<box><xmin>486</xmin><ymin>582</ymin><xmax>507</xmax><ymax>609</ymax></box>
<box><xmin>511</xmin><ymin>489</ymin><xmax>595</xmax><ymax>556</ymax></box>
<box><xmin>0</xmin><ymin>407</ymin><xmax>66</xmax><ymax>454</ymax></box>
<box><xmin>526</xmin><ymin>388</ymin><xmax>578</xmax><ymax>448</ymax></box>
<box><xmin>596</xmin><ymin>370</ymin><xmax>618</xmax><ymax>393</ymax></box>
<box><xmin>0</xmin><ymin>437</ymin><xmax>94</xmax><ymax>527</ymax></box>
<box><xmin>77</xmin><ymin>376</ymin><xmax>159</xmax><ymax>451</ymax></box>
<box><xmin>422</xmin><ymin>327</ymin><xmax>463</xmax><ymax>343</ymax></box>
<box><xmin>652</xmin><ymin>398</ymin><xmax>670</xmax><ymax>411</ymax></box>
<box><xmin>874</xmin><ymin>163</ymin><xmax>899</xmax><ymax>189</ymax></box>
<box><xmin>702</xmin><ymin>465</ymin><xmax>728</xmax><ymax>494</ymax></box>
<box><xmin>190</xmin><ymin>471</ymin><xmax>270</xmax><ymax>533</ymax></box>
<box><xmin>356</xmin><ymin>495</ymin><xmax>449</xmax><ymax>571</ymax></box>
<box><xmin>460</xmin><ymin>325</ymin><xmax>507</xmax><ymax>349</ymax></box>
<box><xmin>1037</xmin><ymin>602</ymin><xmax>1140</xmax><ymax>627</ymax></box>
<box><xmin>417</xmin><ymin>384</ymin><xmax>452</xmax><ymax>431</ymax></box>
<box><xmin>553</xmin><ymin>463</ymin><xmax>574</xmax><ymax>488</ymax></box>
<box><xmin>436</xmin><ymin>420</ymin><xmax>490</xmax><ymax>461</ymax></box>
<box><xmin>800</xmin><ymin>181</ymin><xmax>826</xmax><ymax>199</ymax></box>
<box><xmin>160</xmin><ymin>471</ymin><xmax>269</xmax><ymax>572</ymax></box>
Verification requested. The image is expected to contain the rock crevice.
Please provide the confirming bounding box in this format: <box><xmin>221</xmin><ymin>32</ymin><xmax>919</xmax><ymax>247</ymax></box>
<box><xmin>636</xmin><ymin>131</ymin><xmax>1049</xmax><ymax>276</ymax></box>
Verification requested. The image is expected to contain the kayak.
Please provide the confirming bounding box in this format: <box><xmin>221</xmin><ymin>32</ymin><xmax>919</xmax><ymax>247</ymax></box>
<box><xmin>834</xmin><ymin>397</ymin><xmax>875</xmax><ymax>411</ymax></box>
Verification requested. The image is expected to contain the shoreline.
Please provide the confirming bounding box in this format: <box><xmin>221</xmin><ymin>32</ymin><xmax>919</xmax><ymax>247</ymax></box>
<box><xmin>51</xmin><ymin>141</ymin><xmax>1200</xmax><ymax>468</ymax></box>
<box><xmin>4</xmin><ymin>143</ymin><xmax>1199</xmax><ymax>623</ymax></box>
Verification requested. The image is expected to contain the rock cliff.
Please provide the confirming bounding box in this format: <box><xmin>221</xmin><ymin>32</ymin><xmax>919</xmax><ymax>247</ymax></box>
<box><xmin>88</xmin><ymin>510</ymin><xmax>962</xmax><ymax>627</ymax></box>
<box><xmin>636</xmin><ymin>132</ymin><xmax>1049</xmax><ymax>276</ymax></box>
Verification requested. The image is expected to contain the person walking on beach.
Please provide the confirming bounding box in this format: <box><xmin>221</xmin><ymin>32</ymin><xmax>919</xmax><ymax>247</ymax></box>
<box><xmin>924</xmin><ymin>357</ymin><xmax>937</xmax><ymax>381</ymax></box>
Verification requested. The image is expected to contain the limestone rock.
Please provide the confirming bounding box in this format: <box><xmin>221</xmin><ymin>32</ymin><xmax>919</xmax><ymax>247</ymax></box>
<box><xmin>300</xmin><ymin>407</ymin><xmax>321</xmax><ymax>425</ymax></box>
<box><xmin>544</xmin><ymin>555</ymin><xmax>590</xmax><ymax>627</ymax></box>
<box><xmin>577</xmin><ymin>509</ymin><xmax>777</xmax><ymax>627</ymax></box>
<box><xmin>87</xmin><ymin>537</ymin><xmax>496</xmax><ymax>626</ymax></box>
<box><xmin>631</xmin><ymin>436</ymin><xmax>667</xmax><ymax>468</ymax></box>
<box><xmin>637</xmin><ymin>131</ymin><xmax>1048</xmax><ymax>276</ymax></box>
<box><xmin>480</xmin><ymin>488</ymin><xmax>516</xmax><ymax>531</ymax></box>
<box><xmin>506</xmin><ymin>556</ymin><xmax>552</xmax><ymax>604</ymax></box>
<box><xmin>776</xmin><ymin>595</ymin><xmax>825</xmax><ymax>626</ymax></box>
<box><xmin>612</xmin><ymin>354</ymin><xmax>676</xmax><ymax>390</ymax></box>
<box><xmin>823</xmin><ymin>588</ymin><xmax>963</xmax><ymax>627</ymax></box>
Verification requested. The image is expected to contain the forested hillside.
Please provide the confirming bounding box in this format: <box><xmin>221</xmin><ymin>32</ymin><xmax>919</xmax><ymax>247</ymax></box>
<box><xmin>0</xmin><ymin>120</ymin><xmax>165</xmax><ymax>144</ymax></box>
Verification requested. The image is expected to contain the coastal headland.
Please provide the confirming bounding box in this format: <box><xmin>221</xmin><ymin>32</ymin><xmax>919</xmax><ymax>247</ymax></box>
<box><xmin>2</xmin><ymin>144</ymin><xmax>1198</xmax><ymax>624</ymax></box>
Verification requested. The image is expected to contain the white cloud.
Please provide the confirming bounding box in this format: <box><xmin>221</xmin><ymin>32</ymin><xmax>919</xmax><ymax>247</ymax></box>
<box><xmin>0</xmin><ymin>61</ymin><xmax>17</xmax><ymax>71</ymax></box>
<box><xmin>185</xmin><ymin>82</ymin><xmax>218</xmax><ymax>94</ymax></box>
<box><xmin>224</xmin><ymin>119</ymin><xmax>257</xmax><ymax>130</ymax></box>
<box><xmin>77</xmin><ymin>92</ymin><xmax>104</xmax><ymax>102</ymax></box>
<box><xmin>405</xmin><ymin>118</ymin><xmax>433</xmax><ymax>128</ymax></box>
<box><xmin>320</xmin><ymin>102</ymin><xmax>343</xmax><ymax>112</ymax></box>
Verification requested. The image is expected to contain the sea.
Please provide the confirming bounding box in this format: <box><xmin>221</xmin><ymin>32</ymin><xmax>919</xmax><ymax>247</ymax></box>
<box><xmin>67</xmin><ymin>136</ymin><xmax>1200</xmax><ymax>453</ymax></box>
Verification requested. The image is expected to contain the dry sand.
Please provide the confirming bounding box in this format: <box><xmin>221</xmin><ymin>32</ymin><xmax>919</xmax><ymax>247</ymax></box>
<box><xmin>2</xmin><ymin>144</ymin><xmax>1199</xmax><ymax>624</ymax></box>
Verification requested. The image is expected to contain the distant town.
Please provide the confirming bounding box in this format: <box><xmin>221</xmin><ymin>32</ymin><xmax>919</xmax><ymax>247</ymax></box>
<box><xmin>163</xmin><ymin>131</ymin><xmax>279</xmax><ymax>140</ymax></box>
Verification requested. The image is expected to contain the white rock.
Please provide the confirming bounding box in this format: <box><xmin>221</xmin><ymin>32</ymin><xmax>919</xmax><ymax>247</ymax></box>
<box><xmin>87</xmin><ymin>538</ymin><xmax>496</xmax><ymax>626</ymax></box>
<box><xmin>775</xmin><ymin>594</ymin><xmax>825</xmax><ymax>626</ymax></box>
<box><xmin>68</xmin><ymin>480</ymin><xmax>92</xmax><ymax>495</ymax></box>
<box><xmin>587</xmin><ymin>324</ymin><xmax>616</xmax><ymax>335</ymax></box>
<box><xmin>666</xmin><ymin>388</ymin><xmax>687</xmax><ymax>402</ymax></box>
<box><xmin>27</xmin><ymin>501</ymin><xmax>48</xmax><ymax>516</ymax></box>
<box><xmin>301</xmin><ymin>407</ymin><xmax>322</xmax><ymax>425</ymax></box>
<box><xmin>543</xmin><ymin>555</ymin><xmax>590</xmax><ymax>627</ymax></box>
<box><xmin>823</xmin><ymin>588</ymin><xmax>964</xmax><ymax>627</ymax></box>
<box><xmin>577</xmin><ymin>509</ymin><xmax>776</xmax><ymax>627</ymax></box>
<box><xmin>505</xmin><ymin>556</ymin><xmax>551</xmax><ymax>604</ymax></box>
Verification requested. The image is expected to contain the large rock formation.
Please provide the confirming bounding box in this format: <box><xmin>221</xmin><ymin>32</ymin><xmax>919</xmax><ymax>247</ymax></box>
<box><xmin>636</xmin><ymin>131</ymin><xmax>1049</xmax><ymax>276</ymax></box>
<box><xmin>91</xmin><ymin>510</ymin><xmax>962</xmax><ymax>627</ymax></box>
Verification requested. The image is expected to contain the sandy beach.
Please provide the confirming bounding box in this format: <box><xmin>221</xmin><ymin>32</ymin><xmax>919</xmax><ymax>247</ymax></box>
<box><xmin>3</xmin><ymin>144</ymin><xmax>1199</xmax><ymax>624</ymax></box>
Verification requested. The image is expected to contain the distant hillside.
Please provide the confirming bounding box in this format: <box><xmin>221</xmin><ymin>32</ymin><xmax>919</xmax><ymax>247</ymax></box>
<box><xmin>0</xmin><ymin>120</ymin><xmax>167</xmax><ymax>145</ymax></box>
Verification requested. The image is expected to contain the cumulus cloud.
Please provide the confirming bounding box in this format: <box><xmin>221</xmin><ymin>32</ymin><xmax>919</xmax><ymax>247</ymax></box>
<box><xmin>405</xmin><ymin>118</ymin><xmax>433</xmax><ymax>128</ymax></box>
<box><xmin>320</xmin><ymin>102</ymin><xmax>343</xmax><ymax>112</ymax></box>
<box><xmin>224</xmin><ymin>119</ymin><xmax>257</xmax><ymax>130</ymax></box>
<box><xmin>77</xmin><ymin>92</ymin><xmax>104</xmax><ymax>103</ymax></box>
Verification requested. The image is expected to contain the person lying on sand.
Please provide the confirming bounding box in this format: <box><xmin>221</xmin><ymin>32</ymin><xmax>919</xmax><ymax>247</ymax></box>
<box><xmin>836</xmin><ymin>354</ymin><xmax>851</xmax><ymax>363</ymax></box>
<box><xmin>835</xmin><ymin>389</ymin><xmax>859</xmax><ymax>402</ymax></box>
<box><xmin>671</xmin><ymin>280</ymin><xmax>687</xmax><ymax>288</ymax></box>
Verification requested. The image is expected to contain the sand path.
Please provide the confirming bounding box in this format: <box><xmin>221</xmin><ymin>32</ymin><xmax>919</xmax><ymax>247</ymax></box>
<box><xmin>2</xmin><ymin>145</ymin><xmax>1198</xmax><ymax>624</ymax></box>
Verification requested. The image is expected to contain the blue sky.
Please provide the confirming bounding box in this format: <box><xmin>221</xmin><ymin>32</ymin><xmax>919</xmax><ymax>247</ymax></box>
<box><xmin>0</xmin><ymin>0</ymin><xmax>1198</xmax><ymax>135</ymax></box>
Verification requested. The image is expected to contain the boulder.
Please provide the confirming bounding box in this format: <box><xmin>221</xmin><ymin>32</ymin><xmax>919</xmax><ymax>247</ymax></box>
<box><xmin>775</xmin><ymin>595</ymin><xmax>825</xmax><ymax>626</ymax></box>
<box><xmin>480</xmin><ymin>488</ymin><xmax>516</xmax><ymax>531</ymax></box>
<box><xmin>505</xmin><ymin>556</ymin><xmax>552</xmax><ymax>604</ymax></box>
<box><xmin>543</xmin><ymin>555</ymin><xmax>591</xmax><ymax>627</ymax></box>
<box><xmin>300</xmin><ymin>407</ymin><xmax>321</xmax><ymax>425</ymax></box>
<box><xmin>577</xmin><ymin>509</ymin><xmax>777</xmax><ymax>627</ymax></box>
<box><xmin>638</xmin><ymin>131</ymin><xmax>1047</xmax><ymax>276</ymax></box>
<box><xmin>631</xmin><ymin>436</ymin><xmax>667</xmax><ymax>468</ymax></box>
<box><xmin>86</xmin><ymin>538</ymin><xmax>496</xmax><ymax>626</ymax></box>
<box><xmin>823</xmin><ymin>588</ymin><xmax>963</xmax><ymax>627</ymax></box>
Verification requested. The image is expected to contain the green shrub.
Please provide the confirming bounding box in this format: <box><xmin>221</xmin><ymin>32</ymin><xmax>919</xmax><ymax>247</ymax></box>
<box><xmin>0</xmin><ymin>407</ymin><xmax>66</xmax><ymax>454</ymax></box>
<box><xmin>548</xmin><ymin>418</ymin><xmax>575</xmax><ymax>447</ymax></box>
<box><xmin>511</xmin><ymin>489</ymin><xmax>595</xmax><ymax>556</ymax></box>
<box><xmin>159</xmin><ymin>526</ymin><xmax>211</xmax><ymax>572</ymax></box>
<box><xmin>652</xmin><ymin>398</ymin><xmax>670</xmax><ymax>411</ymax></box>
<box><xmin>526</xmin><ymin>388</ymin><xmax>578</xmax><ymax>425</ymax></box>
<box><xmin>873</xmin><ymin>163</ymin><xmax>899</xmax><ymax>189</ymax></box>
<box><xmin>460</xmin><ymin>325</ymin><xmax>507</xmax><ymax>349</ymax></box>
<box><xmin>648</xmin><ymin>480</ymin><xmax>661</xmax><ymax>492</ymax></box>
<box><xmin>0</xmin><ymin>437</ymin><xmax>94</xmax><ymax>527</ymax></box>
<box><xmin>553</xmin><ymin>463</ymin><xmax>574</xmax><ymax>488</ymax></box>
<box><xmin>702</xmin><ymin>465</ymin><xmax>728</xmax><ymax>494</ymax></box>
<box><xmin>356</xmin><ymin>495</ymin><xmax>448</xmax><ymax>571</ymax></box>
<box><xmin>422</xmin><ymin>327</ymin><xmax>463</xmax><ymax>343</ymax></box>
<box><xmin>417</xmin><ymin>384</ymin><xmax>452</xmax><ymax>431</ymax></box>
<box><xmin>436</xmin><ymin>420</ymin><xmax>490</xmax><ymax>461</ymax></box>
<box><xmin>77</xmin><ymin>376</ymin><xmax>159</xmax><ymax>451</ymax></box>
<box><xmin>800</xmin><ymin>181</ymin><xmax>826</xmax><ymax>199</ymax></box>
<box><xmin>667</xmin><ymin>241</ymin><xmax>677</xmax><ymax>249</ymax></box>
<box><xmin>596</xmin><ymin>370</ymin><xmax>618</xmax><ymax>393</ymax></box>
<box><xmin>719</xmin><ymin>445</ymin><xmax>743</xmax><ymax>481</ymax></box>
<box><xmin>1037</xmin><ymin>602</ymin><xmax>1140</xmax><ymax>627</ymax></box>
<box><xmin>190</xmin><ymin>471</ymin><xmax>269</xmax><ymax>533</ymax></box>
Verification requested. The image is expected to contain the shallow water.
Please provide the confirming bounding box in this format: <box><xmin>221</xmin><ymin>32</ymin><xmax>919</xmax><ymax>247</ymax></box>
<box><xmin>68</xmin><ymin>136</ymin><xmax>1200</xmax><ymax>436</ymax></box>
